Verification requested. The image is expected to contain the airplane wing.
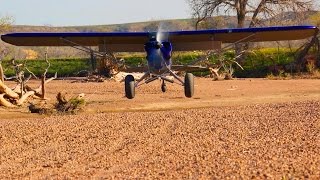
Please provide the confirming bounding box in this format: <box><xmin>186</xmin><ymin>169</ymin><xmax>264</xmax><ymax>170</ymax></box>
<box><xmin>1</xmin><ymin>26</ymin><xmax>318</xmax><ymax>52</ymax></box>
<box><xmin>169</xmin><ymin>25</ymin><xmax>318</xmax><ymax>44</ymax></box>
<box><xmin>1</xmin><ymin>32</ymin><xmax>151</xmax><ymax>52</ymax></box>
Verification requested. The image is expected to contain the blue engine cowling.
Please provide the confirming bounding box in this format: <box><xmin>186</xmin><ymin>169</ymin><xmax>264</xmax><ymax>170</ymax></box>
<box><xmin>144</xmin><ymin>41</ymin><xmax>172</xmax><ymax>70</ymax></box>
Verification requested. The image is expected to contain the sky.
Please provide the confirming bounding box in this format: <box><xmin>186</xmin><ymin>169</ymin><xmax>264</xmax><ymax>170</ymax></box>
<box><xmin>0</xmin><ymin>0</ymin><xmax>191</xmax><ymax>26</ymax></box>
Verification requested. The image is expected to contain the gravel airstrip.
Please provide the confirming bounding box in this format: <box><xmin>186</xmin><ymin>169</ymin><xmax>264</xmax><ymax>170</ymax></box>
<box><xmin>0</xmin><ymin>78</ymin><xmax>320</xmax><ymax>179</ymax></box>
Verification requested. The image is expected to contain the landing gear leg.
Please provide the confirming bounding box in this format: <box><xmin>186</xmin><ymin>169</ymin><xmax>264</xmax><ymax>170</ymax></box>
<box><xmin>161</xmin><ymin>80</ymin><xmax>167</xmax><ymax>93</ymax></box>
<box><xmin>184</xmin><ymin>73</ymin><xmax>194</xmax><ymax>98</ymax></box>
<box><xmin>125</xmin><ymin>75</ymin><xmax>135</xmax><ymax>99</ymax></box>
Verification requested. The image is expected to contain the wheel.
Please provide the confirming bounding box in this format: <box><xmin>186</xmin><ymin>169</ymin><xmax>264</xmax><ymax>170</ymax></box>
<box><xmin>125</xmin><ymin>75</ymin><xmax>135</xmax><ymax>99</ymax></box>
<box><xmin>184</xmin><ymin>73</ymin><xmax>194</xmax><ymax>98</ymax></box>
<box><xmin>161</xmin><ymin>81</ymin><xmax>167</xmax><ymax>92</ymax></box>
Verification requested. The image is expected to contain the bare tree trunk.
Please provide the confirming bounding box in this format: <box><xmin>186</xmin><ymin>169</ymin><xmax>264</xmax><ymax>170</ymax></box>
<box><xmin>0</xmin><ymin>63</ymin><xmax>4</xmax><ymax>82</ymax></box>
<box><xmin>41</xmin><ymin>49</ymin><xmax>50</xmax><ymax>99</ymax></box>
<box><xmin>41</xmin><ymin>75</ymin><xmax>45</xmax><ymax>99</ymax></box>
<box><xmin>235</xmin><ymin>4</ymin><xmax>248</xmax><ymax>65</ymax></box>
<box><xmin>195</xmin><ymin>16</ymin><xmax>206</xmax><ymax>30</ymax></box>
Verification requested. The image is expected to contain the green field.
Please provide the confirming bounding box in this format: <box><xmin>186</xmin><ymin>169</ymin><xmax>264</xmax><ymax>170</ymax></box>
<box><xmin>1</xmin><ymin>58</ymin><xmax>90</xmax><ymax>77</ymax></box>
<box><xmin>0</xmin><ymin>48</ymin><xmax>310</xmax><ymax>78</ymax></box>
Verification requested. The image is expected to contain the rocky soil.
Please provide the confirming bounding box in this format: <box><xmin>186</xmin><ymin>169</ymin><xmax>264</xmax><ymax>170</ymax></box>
<box><xmin>0</xmin><ymin>78</ymin><xmax>320</xmax><ymax>179</ymax></box>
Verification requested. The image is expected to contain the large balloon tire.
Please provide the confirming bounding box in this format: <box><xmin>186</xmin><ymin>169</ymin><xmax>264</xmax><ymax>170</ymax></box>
<box><xmin>184</xmin><ymin>73</ymin><xmax>194</xmax><ymax>98</ymax></box>
<box><xmin>125</xmin><ymin>75</ymin><xmax>135</xmax><ymax>99</ymax></box>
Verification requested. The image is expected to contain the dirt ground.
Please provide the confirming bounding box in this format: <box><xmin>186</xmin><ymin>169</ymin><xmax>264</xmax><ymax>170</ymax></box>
<box><xmin>0</xmin><ymin>78</ymin><xmax>320</xmax><ymax>179</ymax></box>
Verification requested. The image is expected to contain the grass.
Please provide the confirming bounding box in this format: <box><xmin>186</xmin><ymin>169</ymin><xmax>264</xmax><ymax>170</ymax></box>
<box><xmin>266</xmin><ymin>71</ymin><xmax>293</xmax><ymax>80</ymax></box>
<box><xmin>1</xmin><ymin>48</ymin><xmax>316</xmax><ymax>78</ymax></box>
<box><xmin>2</xmin><ymin>58</ymin><xmax>91</xmax><ymax>77</ymax></box>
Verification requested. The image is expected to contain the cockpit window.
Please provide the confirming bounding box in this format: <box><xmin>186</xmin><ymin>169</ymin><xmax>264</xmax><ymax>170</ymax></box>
<box><xmin>144</xmin><ymin>41</ymin><xmax>158</xmax><ymax>51</ymax></box>
<box><xmin>162</xmin><ymin>42</ymin><xmax>172</xmax><ymax>51</ymax></box>
<box><xmin>144</xmin><ymin>41</ymin><xmax>172</xmax><ymax>52</ymax></box>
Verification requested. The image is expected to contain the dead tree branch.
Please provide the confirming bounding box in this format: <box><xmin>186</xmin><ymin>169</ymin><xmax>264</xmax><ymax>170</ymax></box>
<box><xmin>0</xmin><ymin>94</ymin><xmax>15</xmax><ymax>108</ymax></box>
<box><xmin>25</xmin><ymin>72</ymin><xmax>57</xmax><ymax>97</ymax></box>
<box><xmin>0</xmin><ymin>80</ymin><xmax>19</xmax><ymax>99</ymax></box>
<box><xmin>56</xmin><ymin>91</ymin><xmax>85</xmax><ymax>113</ymax></box>
<box><xmin>16</xmin><ymin>91</ymin><xmax>35</xmax><ymax>106</ymax></box>
<box><xmin>0</xmin><ymin>63</ymin><xmax>4</xmax><ymax>83</ymax></box>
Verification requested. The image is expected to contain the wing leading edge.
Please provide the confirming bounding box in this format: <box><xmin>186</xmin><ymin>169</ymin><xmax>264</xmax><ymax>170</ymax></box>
<box><xmin>1</xmin><ymin>26</ymin><xmax>318</xmax><ymax>52</ymax></box>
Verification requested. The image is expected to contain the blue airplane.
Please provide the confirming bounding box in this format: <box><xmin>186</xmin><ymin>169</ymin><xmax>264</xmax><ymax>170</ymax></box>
<box><xmin>1</xmin><ymin>25</ymin><xmax>318</xmax><ymax>99</ymax></box>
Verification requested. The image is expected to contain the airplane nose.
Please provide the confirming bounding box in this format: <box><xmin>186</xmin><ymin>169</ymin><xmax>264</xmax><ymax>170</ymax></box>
<box><xmin>155</xmin><ymin>42</ymin><xmax>162</xmax><ymax>49</ymax></box>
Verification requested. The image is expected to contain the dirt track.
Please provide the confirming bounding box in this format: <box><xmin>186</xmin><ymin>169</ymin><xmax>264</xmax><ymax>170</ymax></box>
<box><xmin>1</xmin><ymin>78</ymin><xmax>320</xmax><ymax>179</ymax></box>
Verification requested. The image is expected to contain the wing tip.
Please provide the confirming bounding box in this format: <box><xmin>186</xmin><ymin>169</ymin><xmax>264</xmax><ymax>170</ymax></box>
<box><xmin>1</xmin><ymin>34</ymin><xmax>9</xmax><ymax>44</ymax></box>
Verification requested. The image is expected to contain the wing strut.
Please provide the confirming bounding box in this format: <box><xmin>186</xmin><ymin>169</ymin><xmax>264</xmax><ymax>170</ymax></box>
<box><xmin>60</xmin><ymin>37</ymin><xmax>122</xmax><ymax>74</ymax></box>
<box><xmin>187</xmin><ymin>33</ymin><xmax>257</xmax><ymax>67</ymax></box>
<box><xmin>221</xmin><ymin>33</ymin><xmax>256</xmax><ymax>51</ymax></box>
<box><xmin>60</xmin><ymin>37</ymin><xmax>104</xmax><ymax>57</ymax></box>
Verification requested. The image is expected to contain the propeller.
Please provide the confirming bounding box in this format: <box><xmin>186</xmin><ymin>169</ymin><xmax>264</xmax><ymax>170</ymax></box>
<box><xmin>156</xmin><ymin>22</ymin><xmax>169</xmax><ymax>43</ymax></box>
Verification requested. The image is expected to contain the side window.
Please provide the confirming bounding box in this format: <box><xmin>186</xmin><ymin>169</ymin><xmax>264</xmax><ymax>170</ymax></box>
<box><xmin>144</xmin><ymin>42</ymin><xmax>152</xmax><ymax>52</ymax></box>
<box><xmin>162</xmin><ymin>42</ymin><xmax>172</xmax><ymax>51</ymax></box>
<box><xmin>161</xmin><ymin>42</ymin><xmax>172</xmax><ymax>60</ymax></box>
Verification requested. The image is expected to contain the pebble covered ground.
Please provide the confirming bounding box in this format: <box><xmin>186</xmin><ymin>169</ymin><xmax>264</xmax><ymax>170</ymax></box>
<box><xmin>0</xmin><ymin>78</ymin><xmax>320</xmax><ymax>178</ymax></box>
<box><xmin>1</xmin><ymin>101</ymin><xmax>320</xmax><ymax>179</ymax></box>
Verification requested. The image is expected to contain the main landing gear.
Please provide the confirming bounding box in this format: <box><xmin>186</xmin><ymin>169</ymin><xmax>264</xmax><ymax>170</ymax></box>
<box><xmin>184</xmin><ymin>73</ymin><xmax>194</xmax><ymax>98</ymax></box>
<box><xmin>124</xmin><ymin>72</ymin><xmax>194</xmax><ymax>99</ymax></box>
<box><xmin>161</xmin><ymin>80</ymin><xmax>167</xmax><ymax>92</ymax></box>
<box><xmin>125</xmin><ymin>75</ymin><xmax>135</xmax><ymax>99</ymax></box>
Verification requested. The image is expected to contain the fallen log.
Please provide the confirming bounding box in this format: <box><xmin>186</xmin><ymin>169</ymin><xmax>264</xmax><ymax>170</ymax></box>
<box><xmin>16</xmin><ymin>91</ymin><xmax>35</xmax><ymax>106</ymax></box>
<box><xmin>0</xmin><ymin>80</ymin><xmax>19</xmax><ymax>99</ymax></box>
<box><xmin>2</xmin><ymin>73</ymin><xmax>57</xmax><ymax>107</ymax></box>
<box><xmin>0</xmin><ymin>94</ymin><xmax>15</xmax><ymax>108</ymax></box>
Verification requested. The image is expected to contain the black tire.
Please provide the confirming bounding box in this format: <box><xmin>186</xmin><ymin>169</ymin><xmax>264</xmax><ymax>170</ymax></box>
<box><xmin>125</xmin><ymin>75</ymin><xmax>135</xmax><ymax>99</ymax></box>
<box><xmin>161</xmin><ymin>81</ymin><xmax>167</xmax><ymax>92</ymax></box>
<box><xmin>184</xmin><ymin>73</ymin><xmax>194</xmax><ymax>98</ymax></box>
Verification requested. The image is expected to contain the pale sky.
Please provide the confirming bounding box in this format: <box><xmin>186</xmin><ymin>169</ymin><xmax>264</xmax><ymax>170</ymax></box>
<box><xmin>0</xmin><ymin>0</ymin><xmax>191</xmax><ymax>26</ymax></box>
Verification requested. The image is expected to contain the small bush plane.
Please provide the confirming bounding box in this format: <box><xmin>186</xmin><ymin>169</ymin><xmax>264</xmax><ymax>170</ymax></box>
<box><xmin>1</xmin><ymin>25</ymin><xmax>318</xmax><ymax>99</ymax></box>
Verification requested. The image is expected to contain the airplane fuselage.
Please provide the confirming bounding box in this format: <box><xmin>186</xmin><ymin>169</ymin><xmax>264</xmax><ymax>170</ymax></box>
<box><xmin>144</xmin><ymin>40</ymin><xmax>172</xmax><ymax>73</ymax></box>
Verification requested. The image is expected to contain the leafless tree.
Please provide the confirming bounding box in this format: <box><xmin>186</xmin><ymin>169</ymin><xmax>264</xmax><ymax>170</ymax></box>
<box><xmin>188</xmin><ymin>0</ymin><xmax>317</xmax><ymax>71</ymax></box>
<box><xmin>0</xmin><ymin>15</ymin><xmax>14</xmax><ymax>32</ymax></box>
<box><xmin>188</xmin><ymin>0</ymin><xmax>314</xmax><ymax>29</ymax></box>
